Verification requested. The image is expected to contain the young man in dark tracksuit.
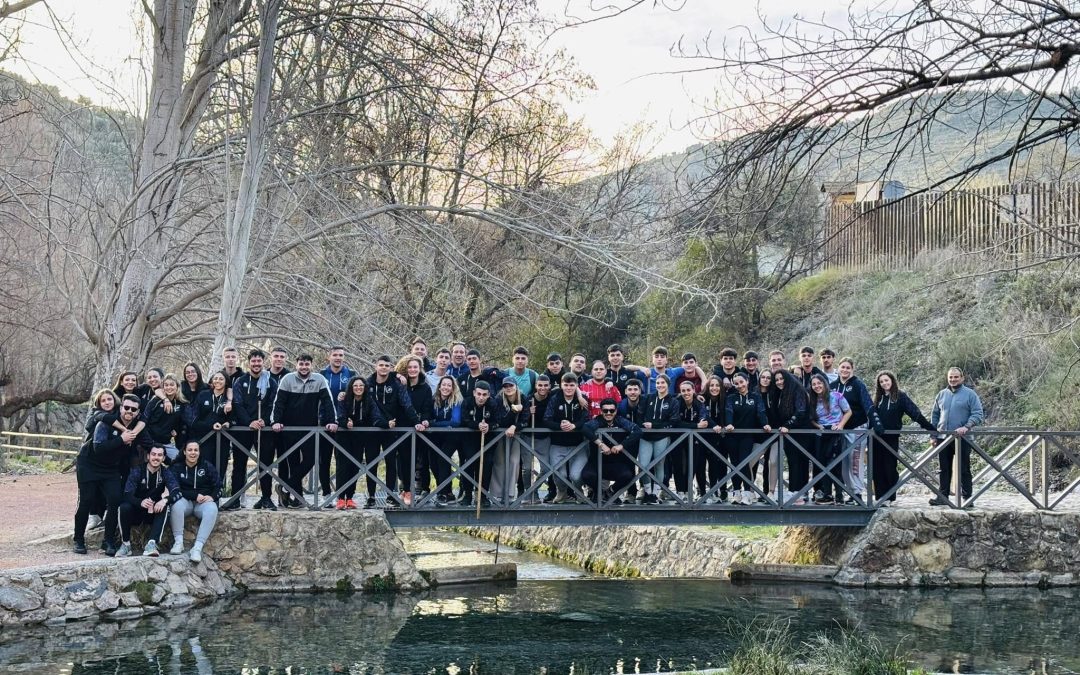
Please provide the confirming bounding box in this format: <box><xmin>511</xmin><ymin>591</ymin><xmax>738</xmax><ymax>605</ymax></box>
<box><xmin>232</xmin><ymin>349</ymin><xmax>279</xmax><ymax>510</ymax></box>
<box><xmin>367</xmin><ymin>355</ymin><xmax>420</xmax><ymax>504</ymax></box>
<box><xmin>117</xmin><ymin>446</ymin><xmax>182</xmax><ymax>557</ymax></box>
<box><xmin>544</xmin><ymin>374</ymin><xmax>590</xmax><ymax>503</ymax></box>
<box><xmin>460</xmin><ymin>381</ymin><xmax>503</xmax><ymax>506</ymax></box>
<box><xmin>83</xmin><ymin>395</ymin><xmax>155</xmax><ymax>556</ymax></box>
<box><xmin>270</xmin><ymin>354</ymin><xmax>338</xmax><ymax>508</ymax></box>
<box><xmin>831</xmin><ymin>357</ymin><xmax>881</xmax><ymax>503</ymax></box>
<box><xmin>582</xmin><ymin>399</ymin><xmax>642</xmax><ymax>504</ymax></box>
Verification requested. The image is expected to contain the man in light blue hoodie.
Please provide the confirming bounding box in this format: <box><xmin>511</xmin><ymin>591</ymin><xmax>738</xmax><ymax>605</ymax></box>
<box><xmin>929</xmin><ymin>367</ymin><xmax>985</xmax><ymax>505</ymax></box>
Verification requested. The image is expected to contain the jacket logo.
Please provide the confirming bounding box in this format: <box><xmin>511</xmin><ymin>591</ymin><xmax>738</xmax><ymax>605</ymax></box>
<box><xmin>384</xmin><ymin>386</ymin><xmax>392</xmax><ymax>394</ymax></box>
<box><xmin>197</xmin><ymin>469</ymin><xmax>205</xmax><ymax>477</ymax></box>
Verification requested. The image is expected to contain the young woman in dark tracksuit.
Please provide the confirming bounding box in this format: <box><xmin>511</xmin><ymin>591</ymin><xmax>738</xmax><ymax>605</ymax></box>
<box><xmin>401</xmin><ymin>357</ymin><xmax>435</xmax><ymax>501</ymax></box>
<box><xmin>337</xmin><ymin>377</ymin><xmax>386</xmax><ymax>509</ymax></box>
<box><xmin>639</xmin><ymin>375</ymin><xmax>677</xmax><ymax>503</ymax></box>
<box><xmin>756</xmin><ymin>370</ymin><xmax>782</xmax><ymax>498</ymax></box>
<box><xmin>672</xmin><ymin>380</ymin><xmax>709</xmax><ymax>500</ymax></box>
<box><xmin>772</xmin><ymin>370</ymin><xmax>811</xmax><ymax>504</ymax></box>
<box><xmin>724</xmin><ymin>373</ymin><xmax>771</xmax><ymax>505</ymax></box>
<box><xmin>73</xmin><ymin>389</ymin><xmax>124</xmax><ymax>553</ymax></box>
<box><xmin>873</xmin><ymin>370</ymin><xmax>936</xmax><ymax>503</ymax></box>
<box><xmin>429</xmin><ymin>376</ymin><xmax>463</xmax><ymax>506</ymax></box>
<box><xmin>703</xmin><ymin>376</ymin><xmax>729</xmax><ymax>502</ymax></box>
<box><xmin>187</xmin><ymin>372</ymin><xmax>233</xmax><ymax>477</ymax></box>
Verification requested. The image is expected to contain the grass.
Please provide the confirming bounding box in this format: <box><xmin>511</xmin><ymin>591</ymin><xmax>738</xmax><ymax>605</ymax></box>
<box><xmin>725</xmin><ymin>618</ymin><xmax>922</xmax><ymax>675</ymax></box>
<box><xmin>705</xmin><ymin>526</ymin><xmax>784</xmax><ymax>540</ymax></box>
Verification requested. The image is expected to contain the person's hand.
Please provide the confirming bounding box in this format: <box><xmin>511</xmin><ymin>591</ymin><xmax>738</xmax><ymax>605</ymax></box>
<box><xmin>397</xmin><ymin>373</ymin><xmax>407</xmax><ymax>385</ymax></box>
<box><xmin>479</xmin><ymin>421</ymin><xmax>489</xmax><ymax>434</ymax></box>
<box><xmin>604</xmin><ymin>382</ymin><xmax>614</xmax><ymax>391</ymax></box>
<box><xmin>780</xmin><ymin>426</ymin><xmax>789</xmax><ymax>434</ymax></box>
<box><xmin>724</xmin><ymin>424</ymin><xmax>734</xmax><ymax>432</ymax></box>
<box><xmin>336</xmin><ymin>391</ymin><xmax>345</xmax><ymax>402</ymax></box>
<box><xmin>141</xmin><ymin>498</ymin><xmax>154</xmax><ymax>510</ymax></box>
<box><xmin>414</xmin><ymin>423</ymin><xmax>424</xmax><ymax>432</ymax></box>
<box><xmin>163</xmin><ymin>399</ymin><xmax>173</xmax><ymax>414</ymax></box>
<box><xmin>511</xmin><ymin>403</ymin><xmax>523</xmax><ymax>413</ymax></box>
<box><xmin>213</xmin><ymin>423</ymin><xmax>222</xmax><ymax>430</ymax></box>
<box><xmin>388</xmin><ymin>419</ymin><xmax>397</xmax><ymax>429</ymax></box>
<box><xmin>153</xmin><ymin>499</ymin><xmax>166</xmax><ymax>513</ymax></box>
<box><xmin>347</xmin><ymin>419</ymin><xmax>353</xmax><ymax>429</ymax></box>
<box><xmin>196</xmin><ymin>494</ymin><xmax>210</xmax><ymax>504</ymax></box>
<box><xmin>122</xmin><ymin>430</ymin><xmax>136</xmax><ymax>444</ymax></box>
<box><xmin>956</xmin><ymin>425</ymin><xmax>969</xmax><ymax>437</ymax></box>
<box><xmin>763</xmin><ymin>425</ymin><xmax>772</xmax><ymax>433</ymax></box>
<box><xmin>326</xmin><ymin>423</ymin><xmax>338</xmax><ymax>433</ymax></box>
<box><xmin>598</xmin><ymin>442</ymin><xmax>611</xmax><ymax>455</ymax></box>
<box><xmin>249</xmin><ymin>421</ymin><xmax>261</xmax><ymax>430</ymax></box>
<box><xmin>530</xmin><ymin>403</ymin><xmax>536</xmax><ymax>415</ymax></box>
<box><xmin>643</xmin><ymin>422</ymin><xmax>652</xmax><ymax>429</ymax></box>
<box><xmin>560</xmin><ymin>420</ymin><xmax>573</xmax><ymax>431</ymax></box>
<box><xmin>697</xmin><ymin>419</ymin><xmax>708</xmax><ymax>428</ymax></box>
<box><xmin>224</xmin><ymin>401</ymin><xmax>232</xmax><ymax>414</ymax></box>
<box><xmin>272</xmin><ymin>423</ymin><xmax>283</xmax><ymax>432</ymax></box>
<box><xmin>612</xmin><ymin>444</ymin><xmax>624</xmax><ymax>454</ymax></box>
<box><xmin>506</xmin><ymin>426</ymin><xmax>516</xmax><ymax>438</ymax></box>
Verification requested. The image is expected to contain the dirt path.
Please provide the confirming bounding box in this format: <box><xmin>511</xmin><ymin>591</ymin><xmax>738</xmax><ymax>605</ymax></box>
<box><xmin>0</xmin><ymin>472</ymin><xmax>87</xmax><ymax>570</ymax></box>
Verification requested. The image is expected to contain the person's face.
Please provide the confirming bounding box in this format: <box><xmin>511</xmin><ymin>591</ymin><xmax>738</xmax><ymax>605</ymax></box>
<box><xmin>99</xmin><ymin>394</ymin><xmax>116</xmax><ymax>411</ymax></box>
<box><xmin>297</xmin><ymin>359</ymin><xmax>312</xmax><ymax>377</ymax></box>
<box><xmin>625</xmin><ymin>384</ymin><xmax>640</xmax><ymax>401</ymax></box>
<box><xmin>601</xmin><ymin>405</ymin><xmax>617</xmax><ymax>421</ymax></box>
<box><xmin>248</xmin><ymin>355</ymin><xmax>264</xmax><ymax>375</ymax></box>
<box><xmin>652</xmin><ymin>353</ymin><xmax>668</xmax><ymax>368</ymax></box>
<box><xmin>436</xmin><ymin>352</ymin><xmax>451</xmax><ymax>368</ymax></box>
<box><xmin>451</xmin><ymin>345</ymin><xmax>466</xmax><ymax>363</ymax></box>
<box><xmin>608</xmin><ymin>351</ymin><xmax>623</xmax><ymax>367</ymax></box>
<box><xmin>223</xmin><ymin>350</ymin><xmax>238</xmax><ymax>368</ymax></box>
<box><xmin>745</xmin><ymin>357</ymin><xmax>758</xmax><ymax>371</ymax></box>
<box><xmin>163</xmin><ymin>379</ymin><xmax>178</xmax><ymax>397</ymax></box>
<box><xmin>736</xmin><ymin>377</ymin><xmax>749</xmax><ymax>395</ymax></box>
<box><xmin>146</xmin><ymin>371</ymin><xmax>162</xmax><ymax>389</ymax></box>
<box><xmin>438</xmin><ymin>379</ymin><xmax>453</xmax><ymax>397</ymax></box>
<box><xmin>513</xmin><ymin>353</ymin><xmax>528</xmax><ymax>369</ymax></box>
<box><xmin>682</xmin><ymin>358</ymin><xmax>697</xmax><ymax>371</ymax></box>
<box><xmin>474</xmin><ymin>389</ymin><xmax>490</xmax><ymax>405</ymax></box>
<box><xmin>879</xmin><ymin>375</ymin><xmax>893</xmax><ymax>392</ymax></box>
<box><xmin>759</xmin><ymin>373</ymin><xmax>772</xmax><ymax>389</ymax></box>
<box><xmin>821</xmin><ymin>354</ymin><xmax>834</xmax><ymax>369</ymax></box>
<box><xmin>571</xmin><ymin>356</ymin><xmax>586</xmax><ymax>373</ymax></box>
<box><xmin>547</xmin><ymin>359</ymin><xmax>562</xmax><ymax>373</ymax></box>
<box><xmin>774</xmin><ymin>373</ymin><xmax>786</xmax><ymax>389</ymax></box>
<box><xmin>812</xmin><ymin>379</ymin><xmax>825</xmax><ymax>394</ymax></box>
<box><xmin>352</xmin><ymin>380</ymin><xmax>366</xmax><ymax>397</ymax></box>
<box><xmin>411</xmin><ymin>343</ymin><xmax>427</xmax><ymax>359</ymax></box>
<box><xmin>407</xmin><ymin>361</ymin><xmax>421</xmax><ymax>379</ymax></box>
<box><xmin>720</xmin><ymin>355</ymin><xmax>735</xmax><ymax>369</ymax></box>
<box><xmin>147</xmin><ymin>447</ymin><xmax>165</xmax><ymax>469</ymax></box>
<box><xmin>374</xmin><ymin>360</ymin><xmax>391</xmax><ymax>377</ymax></box>
<box><xmin>708</xmin><ymin>379</ymin><xmax>722</xmax><ymax>396</ymax></box>
<box><xmin>466</xmin><ymin>355</ymin><xmax>480</xmax><ymax>371</ymax></box>
<box><xmin>120</xmin><ymin>400</ymin><xmax>140</xmax><ymax>422</ymax></box>
<box><xmin>184</xmin><ymin>443</ymin><xmax>200</xmax><ymax>465</ymax></box>
<box><xmin>184</xmin><ymin>365</ymin><xmax>198</xmax><ymax>383</ymax></box>
<box><xmin>271</xmin><ymin>351</ymin><xmax>286</xmax><ymax>369</ymax></box>
<box><xmin>591</xmin><ymin>363</ymin><xmax>607</xmax><ymax>381</ymax></box>
<box><xmin>769</xmin><ymin>354</ymin><xmax>785</xmax><ymax>372</ymax></box>
<box><xmin>561</xmin><ymin>381</ymin><xmax>577</xmax><ymax>398</ymax></box>
<box><xmin>801</xmin><ymin>351</ymin><xmax>814</xmax><ymax>367</ymax></box>
<box><xmin>656</xmin><ymin>378</ymin><xmax>669</xmax><ymax>396</ymax></box>
<box><xmin>122</xmin><ymin>374</ymin><xmax>137</xmax><ymax>391</ymax></box>
<box><xmin>947</xmin><ymin>370</ymin><xmax>963</xmax><ymax>388</ymax></box>
<box><xmin>680</xmin><ymin>382</ymin><xmax>694</xmax><ymax>400</ymax></box>
<box><xmin>535</xmin><ymin>380</ymin><xmax>551</xmax><ymax>397</ymax></box>
<box><xmin>210</xmin><ymin>373</ymin><xmax>226</xmax><ymax>391</ymax></box>
<box><xmin>839</xmin><ymin>362</ymin><xmax>854</xmax><ymax>379</ymax></box>
<box><xmin>329</xmin><ymin>349</ymin><xmax>345</xmax><ymax>368</ymax></box>
<box><xmin>503</xmin><ymin>383</ymin><xmax>517</xmax><ymax>397</ymax></box>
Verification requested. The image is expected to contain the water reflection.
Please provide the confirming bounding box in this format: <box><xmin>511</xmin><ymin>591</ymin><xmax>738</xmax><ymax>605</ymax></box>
<box><xmin>2</xmin><ymin>581</ymin><xmax>1079</xmax><ymax>674</ymax></box>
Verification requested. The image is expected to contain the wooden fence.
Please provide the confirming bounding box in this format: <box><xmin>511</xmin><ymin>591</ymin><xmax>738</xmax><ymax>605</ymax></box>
<box><xmin>822</xmin><ymin>182</ymin><xmax>1080</xmax><ymax>268</ymax></box>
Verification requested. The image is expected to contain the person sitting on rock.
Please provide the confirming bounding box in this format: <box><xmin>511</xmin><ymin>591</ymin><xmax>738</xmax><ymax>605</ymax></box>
<box><xmin>169</xmin><ymin>440</ymin><xmax>221</xmax><ymax>562</ymax></box>
<box><xmin>117</xmin><ymin>445</ymin><xmax>181</xmax><ymax>558</ymax></box>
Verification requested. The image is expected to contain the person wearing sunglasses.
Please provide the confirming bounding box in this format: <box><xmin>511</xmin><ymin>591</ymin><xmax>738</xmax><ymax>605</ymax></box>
<box><xmin>581</xmin><ymin>399</ymin><xmax>642</xmax><ymax>505</ymax></box>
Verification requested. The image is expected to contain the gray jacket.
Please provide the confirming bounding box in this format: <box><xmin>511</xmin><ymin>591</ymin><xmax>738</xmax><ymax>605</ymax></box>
<box><xmin>931</xmin><ymin>384</ymin><xmax>985</xmax><ymax>435</ymax></box>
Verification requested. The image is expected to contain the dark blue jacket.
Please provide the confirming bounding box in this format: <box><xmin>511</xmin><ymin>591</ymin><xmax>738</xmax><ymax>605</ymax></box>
<box><xmin>831</xmin><ymin>376</ymin><xmax>880</xmax><ymax>429</ymax></box>
<box><xmin>233</xmin><ymin>371</ymin><xmax>278</xmax><ymax>427</ymax></box>
<box><xmin>123</xmin><ymin>463</ymin><xmax>182</xmax><ymax>507</ymax></box>
<box><xmin>725</xmin><ymin>390</ymin><xmax>768</xmax><ymax>428</ymax></box>
<box><xmin>169</xmin><ymin>459</ymin><xmax>221</xmax><ymax>501</ymax></box>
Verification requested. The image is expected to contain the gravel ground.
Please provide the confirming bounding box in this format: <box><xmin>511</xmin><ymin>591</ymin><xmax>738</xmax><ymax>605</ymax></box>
<box><xmin>0</xmin><ymin>472</ymin><xmax>86</xmax><ymax>570</ymax></box>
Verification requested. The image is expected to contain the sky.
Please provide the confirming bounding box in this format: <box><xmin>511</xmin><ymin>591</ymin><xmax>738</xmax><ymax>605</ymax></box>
<box><xmin>4</xmin><ymin>0</ymin><xmax>847</xmax><ymax>159</ymax></box>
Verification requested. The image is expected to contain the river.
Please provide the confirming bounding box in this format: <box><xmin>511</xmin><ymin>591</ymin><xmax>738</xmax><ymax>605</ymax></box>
<box><xmin>1</xmin><ymin>529</ymin><xmax>1077</xmax><ymax>674</ymax></box>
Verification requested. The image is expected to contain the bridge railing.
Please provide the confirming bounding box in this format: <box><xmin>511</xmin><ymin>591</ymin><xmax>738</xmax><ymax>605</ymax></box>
<box><xmin>192</xmin><ymin>426</ymin><xmax>1080</xmax><ymax>515</ymax></box>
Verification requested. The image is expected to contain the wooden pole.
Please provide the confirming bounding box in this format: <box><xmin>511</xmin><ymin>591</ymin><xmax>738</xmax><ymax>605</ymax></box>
<box><xmin>476</xmin><ymin>428</ymin><xmax>487</xmax><ymax>519</ymax></box>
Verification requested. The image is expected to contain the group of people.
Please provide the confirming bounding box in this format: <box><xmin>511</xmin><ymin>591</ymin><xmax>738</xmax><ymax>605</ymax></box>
<box><xmin>73</xmin><ymin>339</ymin><xmax>986</xmax><ymax>555</ymax></box>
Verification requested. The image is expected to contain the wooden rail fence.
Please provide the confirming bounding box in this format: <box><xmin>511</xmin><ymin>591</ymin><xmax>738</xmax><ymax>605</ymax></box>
<box><xmin>823</xmin><ymin>182</ymin><xmax>1080</xmax><ymax>268</ymax></box>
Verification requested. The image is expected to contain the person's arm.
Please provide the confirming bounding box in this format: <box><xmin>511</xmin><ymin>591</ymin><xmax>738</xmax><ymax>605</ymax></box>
<box><xmin>450</xmin><ymin>403</ymin><xmax>462</xmax><ymax>427</ymax></box>
<box><xmin>233</xmin><ymin>380</ymin><xmax>253</xmax><ymax>427</ymax></box>
<box><xmin>902</xmin><ymin>393</ymin><xmax>937</xmax><ymax>433</ymax></box>
<box><xmin>163</xmin><ymin>470</ymin><xmax>183</xmax><ymax>505</ymax></box>
<box><xmin>318</xmin><ymin>379</ymin><xmax>337</xmax><ymax>428</ymax></box>
<box><xmin>542</xmin><ymin>396</ymin><xmax>560</xmax><ymax>430</ymax></box>
<box><xmin>123</xmin><ymin>467</ymin><xmax>142</xmax><ymax>508</ymax></box>
<box><xmin>724</xmin><ymin>395</ymin><xmax>736</xmax><ymax>428</ymax></box>
<box><xmin>858</xmin><ymin>381</ymin><xmax>879</xmax><ymax>429</ymax></box>
<box><xmin>966</xmin><ymin>391</ymin><xmax>985</xmax><ymax>427</ymax></box>
<box><xmin>754</xmin><ymin>394</ymin><xmax>769</xmax><ymax>428</ymax></box>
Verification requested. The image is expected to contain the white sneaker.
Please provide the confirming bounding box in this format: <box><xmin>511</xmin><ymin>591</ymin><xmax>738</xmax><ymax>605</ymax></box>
<box><xmin>143</xmin><ymin>540</ymin><xmax>159</xmax><ymax>557</ymax></box>
<box><xmin>169</xmin><ymin>539</ymin><xmax>184</xmax><ymax>555</ymax></box>
<box><xmin>189</xmin><ymin>543</ymin><xmax>203</xmax><ymax>563</ymax></box>
<box><xmin>87</xmin><ymin>514</ymin><xmax>102</xmax><ymax>529</ymax></box>
<box><xmin>116</xmin><ymin>542</ymin><xmax>132</xmax><ymax>557</ymax></box>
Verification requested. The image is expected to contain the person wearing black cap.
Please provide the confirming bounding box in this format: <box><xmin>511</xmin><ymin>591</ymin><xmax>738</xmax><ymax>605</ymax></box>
<box><xmin>460</xmin><ymin>380</ymin><xmax>503</xmax><ymax>506</ymax></box>
<box><xmin>491</xmin><ymin>377</ymin><xmax>529</xmax><ymax>504</ymax></box>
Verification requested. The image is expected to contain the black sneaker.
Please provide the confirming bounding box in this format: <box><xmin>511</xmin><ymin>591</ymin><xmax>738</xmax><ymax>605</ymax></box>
<box><xmin>541</xmin><ymin>492</ymin><xmax>556</xmax><ymax>504</ymax></box>
<box><xmin>253</xmin><ymin>497</ymin><xmax>267</xmax><ymax>510</ymax></box>
<box><xmin>928</xmin><ymin>496</ymin><xmax>950</xmax><ymax>506</ymax></box>
<box><xmin>102</xmin><ymin>541</ymin><xmax>118</xmax><ymax>557</ymax></box>
<box><xmin>641</xmin><ymin>494</ymin><xmax>659</xmax><ymax>505</ymax></box>
<box><xmin>221</xmin><ymin>500</ymin><xmax>242</xmax><ymax>511</ymax></box>
<box><xmin>435</xmin><ymin>494</ymin><xmax>451</xmax><ymax>507</ymax></box>
<box><xmin>73</xmin><ymin>540</ymin><xmax>87</xmax><ymax>555</ymax></box>
<box><xmin>364</xmin><ymin>497</ymin><xmax>377</xmax><ymax>509</ymax></box>
<box><xmin>814</xmin><ymin>495</ymin><xmax>835</xmax><ymax>505</ymax></box>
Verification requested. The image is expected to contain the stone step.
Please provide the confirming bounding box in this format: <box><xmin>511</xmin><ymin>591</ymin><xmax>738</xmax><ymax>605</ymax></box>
<box><xmin>423</xmin><ymin>563</ymin><xmax>517</xmax><ymax>586</ymax></box>
<box><xmin>726</xmin><ymin>562</ymin><xmax>839</xmax><ymax>583</ymax></box>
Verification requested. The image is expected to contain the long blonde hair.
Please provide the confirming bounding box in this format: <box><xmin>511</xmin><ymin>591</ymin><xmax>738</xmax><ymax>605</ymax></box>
<box><xmin>162</xmin><ymin>374</ymin><xmax>188</xmax><ymax>404</ymax></box>
<box><xmin>434</xmin><ymin>375</ymin><xmax>463</xmax><ymax>408</ymax></box>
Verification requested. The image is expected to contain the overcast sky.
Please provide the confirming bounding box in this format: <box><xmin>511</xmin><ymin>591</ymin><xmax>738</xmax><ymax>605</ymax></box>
<box><xmin>6</xmin><ymin>0</ymin><xmax>848</xmax><ymax>158</ymax></box>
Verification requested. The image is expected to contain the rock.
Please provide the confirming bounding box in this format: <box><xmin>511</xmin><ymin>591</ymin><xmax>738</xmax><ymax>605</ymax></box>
<box><xmin>911</xmin><ymin>539</ymin><xmax>952</xmax><ymax>572</ymax></box>
<box><xmin>147</xmin><ymin>565</ymin><xmax>169</xmax><ymax>582</ymax></box>
<box><xmin>118</xmin><ymin>592</ymin><xmax>143</xmax><ymax>607</ymax></box>
<box><xmin>0</xmin><ymin>585</ymin><xmax>43</xmax><ymax>612</ymax></box>
<box><xmin>65</xmin><ymin>578</ymin><xmax>107</xmax><ymax>603</ymax></box>
<box><xmin>94</xmin><ymin>590</ymin><xmax>121</xmax><ymax>611</ymax></box>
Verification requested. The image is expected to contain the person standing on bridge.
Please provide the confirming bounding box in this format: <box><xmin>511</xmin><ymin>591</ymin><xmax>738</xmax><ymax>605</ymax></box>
<box><xmin>808</xmin><ymin>374</ymin><xmax>851</xmax><ymax>505</ymax></box>
<box><xmin>461</xmin><ymin>381</ymin><xmax>503</xmax><ymax>507</ymax></box>
<box><xmin>872</xmin><ymin>371</ymin><xmax>936</xmax><ymax>504</ymax></box>
<box><xmin>831</xmin><ymin>357</ymin><xmax>880</xmax><ymax>504</ymax></box>
<box><xmin>582</xmin><ymin>399</ymin><xmax>642</xmax><ymax>505</ymax></box>
<box><xmin>772</xmin><ymin>370</ymin><xmax>811</xmax><ymax>504</ymax></box>
<box><xmin>639</xmin><ymin>374</ymin><xmax>677</xmax><ymax>504</ymax></box>
<box><xmin>339</xmin><ymin>376</ymin><xmax>388</xmax><ymax>509</ymax></box>
<box><xmin>232</xmin><ymin>350</ymin><xmax>278</xmax><ymax>510</ymax></box>
<box><xmin>544</xmin><ymin>373</ymin><xmax>590</xmax><ymax>503</ymax></box>
<box><xmin>929</xmin><ymin>367</ymin><xmax>985</xmax><ymax>506</ymax></box>
<box><xmin>725</xmin><ymin>373</ymin><xmax>772</xmax><ymax>505</ymax></box>
<box><xmin>270</xmin><ymin>354</ymin><xmax>338</xmax><ymax>508</ymax></box>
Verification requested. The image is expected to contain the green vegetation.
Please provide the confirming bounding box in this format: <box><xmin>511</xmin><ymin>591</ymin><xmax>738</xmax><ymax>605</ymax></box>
<box><xmin>362</xmin><ymin>573</ymin><xmax>397</xmax><ymax>593</ymax></box>
<box><xmin>725</xmin><ymin>618</ymin><xmax>922</xmax><ymax>675</ymax></box>
<box><xmin>706</xmin><ymin>526</ymin><xmax>784</xmax><ymax>540</ymax></box>
<box><xmin>122</xmin><ymin>581</ymin><xmax>158</xmax><ymax>606</ymax></box>
<box><xmin>334</xmin><ymin>575</ymin><xmax>355</xmax><ymax>594</ymax></box>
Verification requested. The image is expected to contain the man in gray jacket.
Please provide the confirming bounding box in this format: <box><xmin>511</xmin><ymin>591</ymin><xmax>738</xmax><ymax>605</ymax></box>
<box><xmin>929</xmin><ymin>367</ymin><xmax>985</xmax><ymax>505</ymax></box>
